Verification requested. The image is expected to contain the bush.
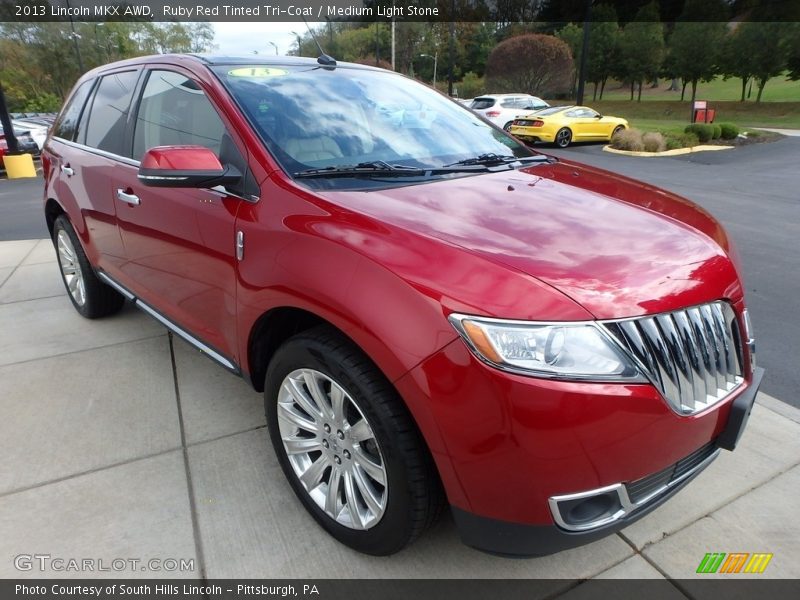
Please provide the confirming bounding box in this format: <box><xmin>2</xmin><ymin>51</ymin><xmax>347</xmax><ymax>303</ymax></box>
<box><xmin>711</xmin><ymin>124</ymin><xmax>722</xmax><ymax>139</ymax></box>
<box><xmin>610</xmin><ymin>128</ymin><xmax>645</xmax><ymax>151</ymax></box>
<box><xmin>456</xmin><ymin>72</ymin><xmax>485</xmax><ymax>100</ymax></box>
<box><xmin>665</xmin><ymin>131</ymin><xmax>700</xmax><ymax>150</ymax></box>
<box><xmin>719</xmin><ymin>123</ymin><xmax>739</xmax><ymax>139</ymax></box>
<box><xmin>684</xmin><ymin>123</ymin><xmax>715</xmax><ymax>143</ymax></box>
<box><xmin>642</xmin><ymin>132</ymin><xmax>666</xmax><ymax>152</ymax></box>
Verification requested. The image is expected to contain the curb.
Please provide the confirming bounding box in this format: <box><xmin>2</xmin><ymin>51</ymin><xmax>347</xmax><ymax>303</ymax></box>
<box><xmin>602</xmin><ymin>144</ymin><xmax>734</xmax><ymax>158</ymax></box>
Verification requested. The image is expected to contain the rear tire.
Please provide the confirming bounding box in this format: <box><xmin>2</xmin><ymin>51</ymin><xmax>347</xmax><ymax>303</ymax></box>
<box><xmin>53</xmin><ymin>215</ymin><xmax>124</xmax><ymax>319</ymax></box>
<box><xmin>555</xmin><ymin>127</ymin><xmax>572</xmax><ymax>148</ymax></box>
<box><xmin>503</xmin><ymin>121</ymin><xmax>514</xmax><ymax>131</ymax></box>
<box><xmin>264</xmin><ymin>326</ymin><xmax>444</xmax><ymax>555</ymax></box>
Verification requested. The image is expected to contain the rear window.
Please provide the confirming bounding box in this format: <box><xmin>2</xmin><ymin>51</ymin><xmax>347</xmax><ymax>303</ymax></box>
<box><xmin>535</xmin><ymin>106</ymin><xmax>570</xmax><ymax>116</ymax></box>
<box><xmin>470</xmin><ymin>98</ymin><xmax>496</xmax><ymax>110</ymax></box>
<box><xmin>53</xmin><ymin>80</ymin><xmax>94</xmax><ymax>142</ymax></box>
<box><xmin>84</xmin><ymin>71</ymin><xmax>138</xmax><ymax>156</ymax></box>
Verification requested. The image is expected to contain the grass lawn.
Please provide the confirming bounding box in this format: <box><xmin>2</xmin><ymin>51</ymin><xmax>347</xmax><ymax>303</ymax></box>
<box><xmin>597</xmin><ymin>73</ymin><xmax>800</xmax><ymax>103</ymax></box>
<box><xmin>580</xmin><ymin>100</ymin><xmax>800</xmax><ymax>129</ymax></box>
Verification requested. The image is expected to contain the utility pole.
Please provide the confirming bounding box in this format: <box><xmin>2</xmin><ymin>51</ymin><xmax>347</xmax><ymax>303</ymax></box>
<box><xmin>575</xmin><ymin>0</ymin><xmax>592</xmax><ymax>106</ymax></box>
<box><xmin>65</xmin><ymin>0</ymin><xmax>85</xmax><ymax>73</ymax></box>
<box><xmin>0</xmin><ymin>82</ymin><xmax>19</xmax><ymax>154</ymax></box>
<box><xmin>448</xmin><ymin>0</ymin><xmax>455</xmax><ymax>96</ymax></box>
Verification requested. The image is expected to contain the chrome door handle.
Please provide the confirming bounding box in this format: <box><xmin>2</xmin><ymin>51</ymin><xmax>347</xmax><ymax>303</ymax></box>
<box><xmin>116</xmin><ymin>189</ymin><xmax>140</xmax><ymax>206</ymax></box>
<box><xmin>60</xmin><ymin>165</ymin><xmax>74</xmax><ymax>176</ymax></box>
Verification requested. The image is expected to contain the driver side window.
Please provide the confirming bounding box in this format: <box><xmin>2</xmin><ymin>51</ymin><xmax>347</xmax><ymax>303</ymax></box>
<box><xmin>133</xmin><ymin>70</ymin><xmax>225</xmax><ymax>162</ymax></box>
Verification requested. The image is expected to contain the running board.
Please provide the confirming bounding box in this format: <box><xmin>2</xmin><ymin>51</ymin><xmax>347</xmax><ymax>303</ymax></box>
<box><xmin>97</xmin><ymin>271</ymin><xmax>240</xmax><ymax>373</ymax></box>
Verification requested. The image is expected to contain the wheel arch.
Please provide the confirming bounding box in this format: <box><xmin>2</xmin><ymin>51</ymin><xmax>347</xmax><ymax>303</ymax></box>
<box><xmin>247</xmin><ymin>304</ymin><xmax>455</xmax><ymax>503</ymax></box>
<box><xmin>44</xmin><ymin>198</ymin><xmax>66</xmax><ymax>238</ymax></box>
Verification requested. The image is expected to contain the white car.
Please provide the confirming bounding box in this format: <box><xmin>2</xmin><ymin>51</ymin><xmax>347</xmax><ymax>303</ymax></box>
<box><xmin>12</xmin><ymin>119</ymin><xmax>49</xmax><ymax>151</ymax></box>
<box><xmin>469</xmin><ymin>94</ymin><xmax>550</xmax><ymax>130</ymax></box>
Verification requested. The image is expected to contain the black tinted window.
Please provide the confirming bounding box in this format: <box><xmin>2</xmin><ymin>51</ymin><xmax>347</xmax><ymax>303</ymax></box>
<box><xmin>54</xmin><ymin>80</ymin><xmax>93</xmax><ymax>141</ymax></box>
<box><xmin>133</xmin><ymin>70</ymin><xmax>225</xmax><ymax>161</ymax></box>
<box><xmin>470</xmin><ymin>98</ymin><xmax>495</xmax><ymax>110</ymax></box>
<box><xmin>84</xmin><ymin>71</ymin><xmax>138</xmax><ymax>155</ymax></box>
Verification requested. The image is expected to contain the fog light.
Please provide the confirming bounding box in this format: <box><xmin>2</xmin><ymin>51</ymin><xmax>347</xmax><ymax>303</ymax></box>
<box><xmin>549</xmin><ymin>484</ymin><xmax>628</xmax><ymax>532</ymax></box>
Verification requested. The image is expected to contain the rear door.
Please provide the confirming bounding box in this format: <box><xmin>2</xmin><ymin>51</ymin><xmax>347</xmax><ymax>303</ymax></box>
<box><xmin>47</xmin><ymin>70</ymin><xmax>140</xmax><ymax>271</ymax></box>
<box><xmin>112</xmin><ymin>66</ymin><xmax>254</xmax><ymax>367</ymax></box>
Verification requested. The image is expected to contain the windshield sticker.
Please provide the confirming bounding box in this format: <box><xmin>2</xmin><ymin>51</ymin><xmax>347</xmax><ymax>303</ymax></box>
<box><xmin>228</xmin><ymin>67</ymin><xmax>289</xmax><ymax>78</ymax></box>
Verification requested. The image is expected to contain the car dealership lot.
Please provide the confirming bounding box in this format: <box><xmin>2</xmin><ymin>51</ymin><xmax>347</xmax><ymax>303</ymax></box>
<box><xmin>1</xmin><ymin>137</ymin><xmax>799</xmax><ymax>582</ymax></box>
<box><xmin>1</xmin><ymin>239</ymin><xmax>799</xmax><ymax>582</ymax></box>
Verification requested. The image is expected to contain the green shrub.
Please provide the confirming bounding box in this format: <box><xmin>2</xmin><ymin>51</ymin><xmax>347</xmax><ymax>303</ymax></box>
<box><xmin>610</xmin><ymin>128</ymin><xmax>645</xmax><ymax>151</ymax></box>
<box><xmin>665</xmin><ymin>131</ymin><xmax>700</xmax><ymax>149</ymax></box>
<box><xmin>711</xmin><ymin>124</ymin><xmax>722</xmax><ymax>139</ymax></box>
<box><xmin>719</xmin><ymin>123</ymin><xmax>739</xmax><ymax>139</ymax></box>
<box><xmin>684</xmin><ymin>123</ymin><xmax>714</xmax><ymax>143</ymax></box>
<box><xmin>642</xmin><ymin>132</ymin><xmax>666</xmax><ymax>152</ymax></box>
<box><xmin>665</xmin><ymin>137</ymin><xmax>683</xmax><ymax>150</ymax></box>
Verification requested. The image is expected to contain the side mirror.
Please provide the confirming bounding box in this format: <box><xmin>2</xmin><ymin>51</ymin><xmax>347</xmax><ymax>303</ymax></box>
<box><xmin>594</xmin><ymin>114</ymin><xmax>603</xmax><ymax>119</ymax></box>
<box><xmin>138</xmin><ymin>146</ymin><xmax>241</xmax><ymax>188</ymax></box>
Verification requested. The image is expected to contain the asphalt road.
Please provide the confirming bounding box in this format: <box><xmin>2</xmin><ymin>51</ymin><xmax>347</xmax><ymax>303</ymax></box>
<box><xmin>1</xmin><ymin>140</ymin><xmax>797</xmax><ymax>405</ymax></box>
<box><xmin>546</xmin><ymin>138</ymin><xmax>800</xmax><ymax>406</ymax></box>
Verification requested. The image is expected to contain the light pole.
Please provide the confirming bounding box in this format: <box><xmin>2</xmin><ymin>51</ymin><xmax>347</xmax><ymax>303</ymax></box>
<box><xmin>290</xmin><ymin>31</ymin><xmax>302</xmax><ymax>56</ymax></box>
<box><xmin>268</xmin><ymin>41</ymin><xmax>278</xmax><ymax>55</ymax></box>
<box><xmin>65</xmin><ymin>0</ymin><xmax>85</xmax><ymax>73</ymax></box>
<box><xmin>420</xmin><ymin>53</ymin><xmax>438</xmax><ymax>89</ymax></box>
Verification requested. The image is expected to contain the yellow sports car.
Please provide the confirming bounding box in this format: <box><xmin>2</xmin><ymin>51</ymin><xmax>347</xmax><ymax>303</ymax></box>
<box><xmin>508</xmin><ymin>105</ymin><xmax>628</xmax><ymax>148</ymax></box>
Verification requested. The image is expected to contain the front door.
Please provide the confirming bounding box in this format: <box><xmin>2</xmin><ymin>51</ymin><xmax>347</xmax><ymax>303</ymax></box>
<box><xmin>113</xmin><ymin>68</ymin><xmax>246</xmax><ymax>366</ymax></box>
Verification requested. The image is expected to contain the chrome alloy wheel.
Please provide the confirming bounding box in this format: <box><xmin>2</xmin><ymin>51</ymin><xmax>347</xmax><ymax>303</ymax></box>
<box><xmin>56</xmin><ymin>230</ymin><xmax>86</xmax><ymax>307</ymax></box>
<box><xmin>277</xmin><ymin>368</ymin><xmax>388</xmax><ymax>530</ymax></box>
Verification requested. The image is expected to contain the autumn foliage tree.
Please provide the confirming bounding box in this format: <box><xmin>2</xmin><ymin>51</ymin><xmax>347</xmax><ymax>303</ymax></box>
<box><xmin>485</xmin><ymin>34</ymin><xmax>573</xmax><ymax>96</ymax></box>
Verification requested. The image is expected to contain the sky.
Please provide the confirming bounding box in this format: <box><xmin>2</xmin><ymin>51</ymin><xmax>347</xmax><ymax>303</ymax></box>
<box><xmin>212</xmin><ymin>22</ymin><xmax>311</xmax><ymax>56</ymax></box>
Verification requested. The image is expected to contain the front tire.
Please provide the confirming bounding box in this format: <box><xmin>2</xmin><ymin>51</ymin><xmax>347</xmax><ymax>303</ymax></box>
<box><xmin>503</xmin><ymin>120</ymin><xmax>514</xmax><ymax>131</ymax></box>
<box><xmin>264</xmin><ymin>326</ymin><xmax>443</xmax><ymax>555</ymax></box>
<box><xmin>611</xmin><ymin>125</ymin><xmax>626</xmax><ymax>140</ymax></box>
<box><xmin>555</xmin><ymin>127</ymin><xmax>573</xmax><ymax>148</ymax></box>
<box><xmin>53</xmin><ymin>215</ymin><xmax>124</xmax><ymax>319</ymax></box>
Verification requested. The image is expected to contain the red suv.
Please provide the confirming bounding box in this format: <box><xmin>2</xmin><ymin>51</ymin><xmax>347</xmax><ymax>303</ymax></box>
<box><xmin>42</xmin><ymin>55</ymin><xmax>763</xmax><ymax>557</ymax></box>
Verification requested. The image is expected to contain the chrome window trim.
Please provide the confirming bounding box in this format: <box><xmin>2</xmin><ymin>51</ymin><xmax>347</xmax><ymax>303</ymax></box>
<box><xmin>51</xmin><ymin>136</ymin><xmax>141</xmax><ymax>167</ymax></box>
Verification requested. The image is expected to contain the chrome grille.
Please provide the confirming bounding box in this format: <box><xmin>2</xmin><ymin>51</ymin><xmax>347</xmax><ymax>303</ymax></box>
<box><xmin>603</xmin><ymin>302</ymin><xmax>744</xmax><ymax>414</ymax></box>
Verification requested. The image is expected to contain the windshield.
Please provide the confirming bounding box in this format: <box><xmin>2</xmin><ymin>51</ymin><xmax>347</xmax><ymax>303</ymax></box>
<box><xmin>213</xmin><ymin>64</ymin><xmax>537</xmax><ymax>189</ymax></box>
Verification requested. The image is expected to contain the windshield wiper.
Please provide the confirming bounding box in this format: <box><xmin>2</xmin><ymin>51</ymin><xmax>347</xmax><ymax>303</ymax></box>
<box><xmin>294</xmin><ymin>161</ymin><xmax>425</xmax><ymax>179</ymax></box>
<box><xmin>443</xmin><ymin>153</ymin><xmax>552</xmax><ymax>167</ymax></box>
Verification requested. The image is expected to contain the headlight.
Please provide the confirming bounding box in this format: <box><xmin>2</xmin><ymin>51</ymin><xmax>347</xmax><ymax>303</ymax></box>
<box><xmin>448</xmin><ymin>313</ymin><xmax>642</xmax><ymax>381</ymax></box>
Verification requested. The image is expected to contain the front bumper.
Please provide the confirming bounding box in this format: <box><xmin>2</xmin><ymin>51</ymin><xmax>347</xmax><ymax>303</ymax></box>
<box><xmin>395</xmin><ymin>336</ymin><xmax>764</xmax><ymax>556</ymax></box>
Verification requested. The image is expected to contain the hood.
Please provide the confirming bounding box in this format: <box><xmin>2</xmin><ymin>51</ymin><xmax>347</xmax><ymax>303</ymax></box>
<box><xmin>320</xmin><ymin>160</ymin><xmax>743</xmax><ymax>320</ymax></box>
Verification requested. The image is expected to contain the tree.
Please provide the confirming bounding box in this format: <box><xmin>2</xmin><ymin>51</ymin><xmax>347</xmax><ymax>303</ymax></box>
<box><xmin>719</xmin><ymin>28</ymin><xmax>754</xmax><ymax>102</ymax></box>
<box><xmin>556</xmin><ymin>22</ymin><xmax>582</xmax><ymax>97</ymax></box>
<box><xmin>788</xmin><ymin>23</ymin><xmax>800</xmax><ymax>81</ymax></box>
<box><xmin>616</xmin><ymin>2</ymin><xmax>664</xmax><ymax>101</ymax></box>
<box><xmin>485</xmin><ymin>33</ymin><xmax>573</xmax><ymax>96</ymax></box>
<box><xmin>741</xmin><ymin>22</ymin><xmax>789</xmax><ymax>102</ymax></box>
<box><xmin>668</xmin><ymin>0</ymin><xmax>728</xmax><ymax>111</ymax></box>
<box><xmin>586</xmin><ymin>4</ymin><xmax>620</xmax><ymax>101</ymax></box>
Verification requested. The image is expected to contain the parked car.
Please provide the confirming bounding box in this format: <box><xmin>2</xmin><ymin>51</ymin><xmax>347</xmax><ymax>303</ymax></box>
<box><xmin>12</xmin><ymin>119</ymin><xmax>49</xmax><ymax>150</ymax></box>
<box><xmin>469</xmin><ymin>94</ymin><xmax>550</xmax><ymax>130</ymax></box>
<box><xmin>1</xmin><ymin>128</ymin><xmax>40</xmax><ymax>168</ymax></box>
<box><xmin>43</xmin><ymin>55</ymin><xmax>762</xmax><ymax>557</ymax></box>
<box><xmin>509</xmin><ymin>105</ymin><xmax>628</xmax><ymax>148</ymax></box>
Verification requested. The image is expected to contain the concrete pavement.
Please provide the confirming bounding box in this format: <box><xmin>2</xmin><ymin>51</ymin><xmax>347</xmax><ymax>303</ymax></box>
<box><xmin>1</xmin><ymin>238</ymin><xmax>799</xmax><ymax>584</ymax></box>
